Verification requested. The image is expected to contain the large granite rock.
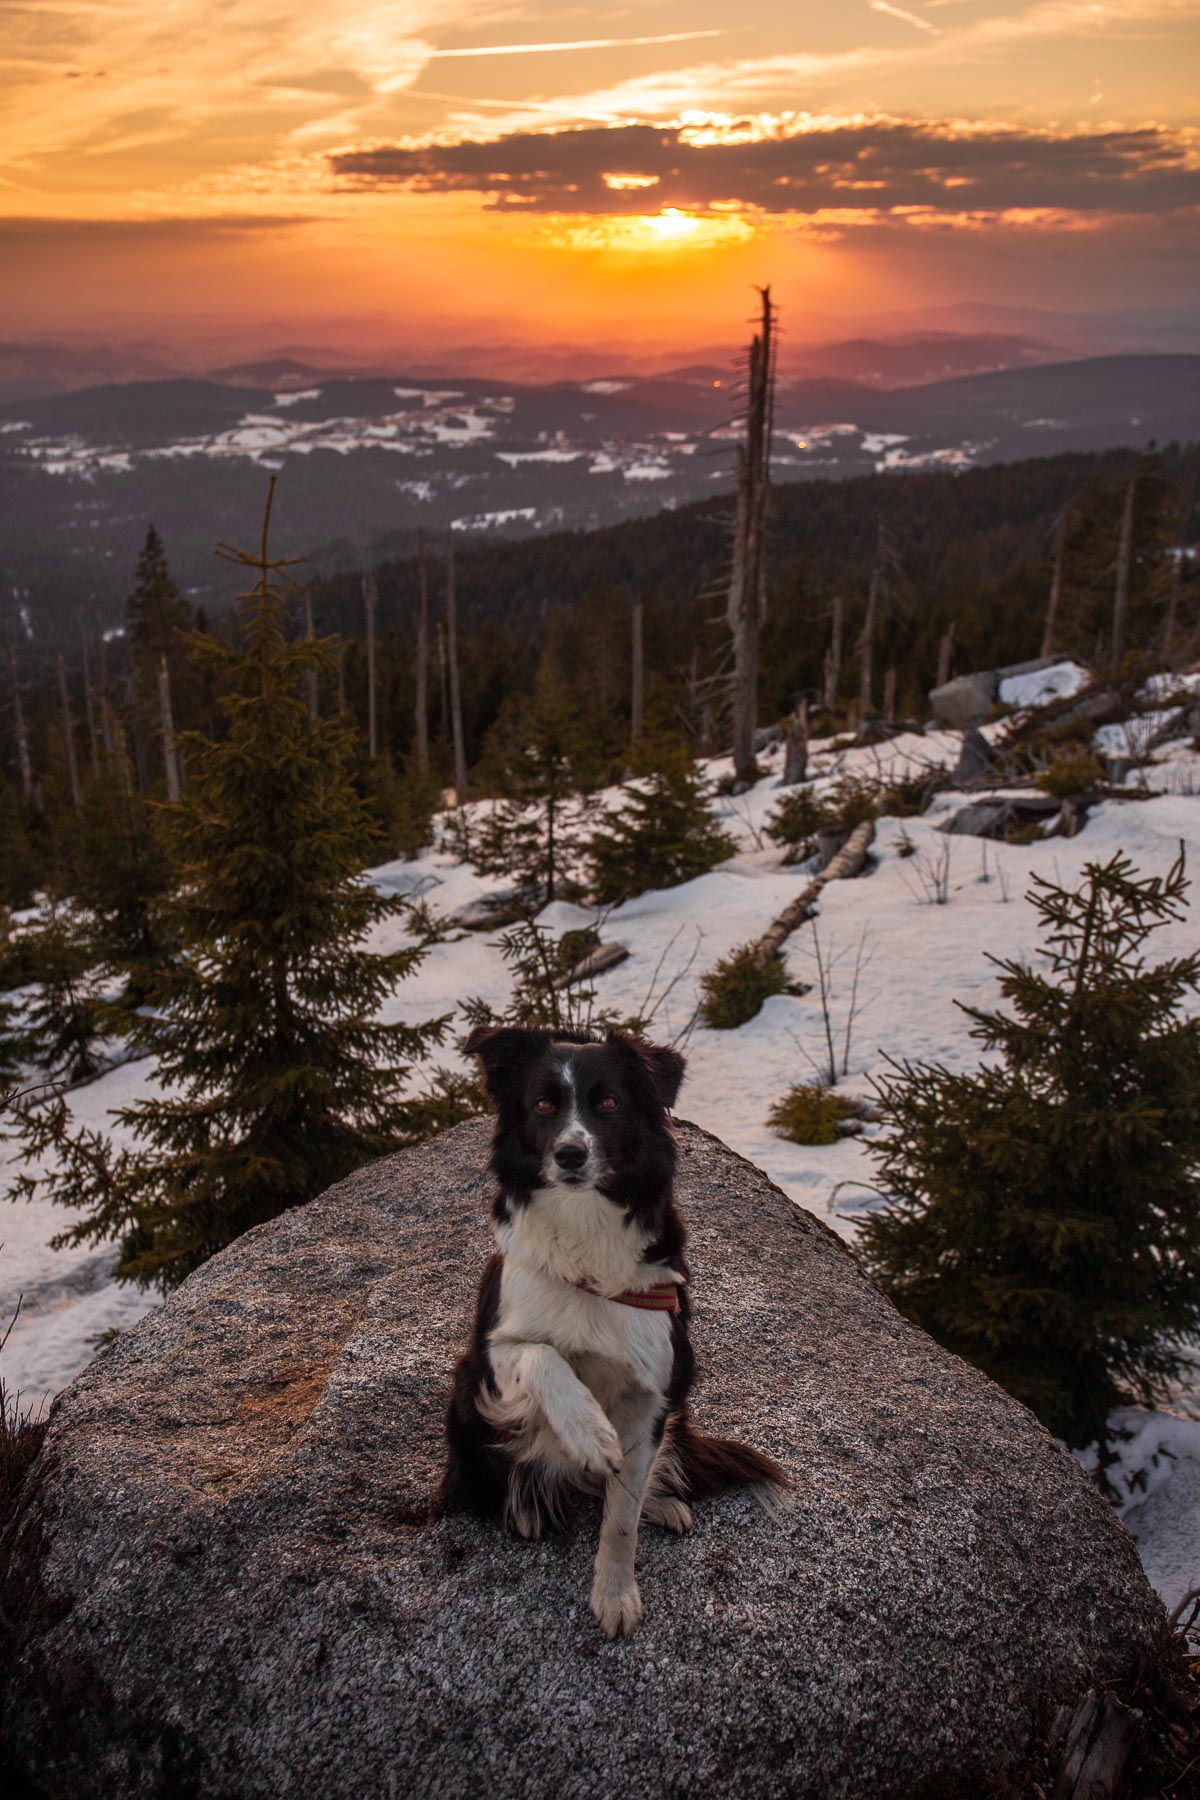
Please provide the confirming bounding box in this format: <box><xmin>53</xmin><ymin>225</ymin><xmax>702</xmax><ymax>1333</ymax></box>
<box><xmin>1</xmin><ymin>1120</ymin><xmax>1166</xmax><ymax>1798</ymax></box>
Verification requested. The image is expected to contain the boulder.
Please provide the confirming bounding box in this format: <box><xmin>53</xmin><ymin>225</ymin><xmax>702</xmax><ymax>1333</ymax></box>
<box><xmin>1</xmin><ymin>1121</ymin><xmax>1165</xmax><ymax>1800</ymax></box>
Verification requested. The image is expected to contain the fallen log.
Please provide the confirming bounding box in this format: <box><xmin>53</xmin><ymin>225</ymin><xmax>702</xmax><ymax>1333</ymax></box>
<box><xmin>750</xmin><ymin>817</ymin><xmax>875</xmax><ymax>967</ymax></box>
<box><xmin>553</xmin><ymin>941</ymin><xmax>631</xmax><ymax>989</ymax></box>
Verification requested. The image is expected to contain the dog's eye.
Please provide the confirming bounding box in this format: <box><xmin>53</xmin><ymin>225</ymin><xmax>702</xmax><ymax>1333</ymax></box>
<box><xmin>596</xmin><ymin>1094</ymin><xmax>617</xmax><ymax>1112</ymax></box>
<box><xmin>535</xmin><ymin>1097</ymin><xmax>555</xmax><ymax>1115</ymax></box>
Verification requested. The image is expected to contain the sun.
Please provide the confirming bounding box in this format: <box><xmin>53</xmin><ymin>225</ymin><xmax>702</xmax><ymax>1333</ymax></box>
<box><xmin>645</xmin><ymin>208</ymin><xmax>703</xmax><ymax>243</ymax></box>
<box><xmin>536</xmin><ymin>209</ymin><xmax>756</xmax><ymax>254</ymax></box>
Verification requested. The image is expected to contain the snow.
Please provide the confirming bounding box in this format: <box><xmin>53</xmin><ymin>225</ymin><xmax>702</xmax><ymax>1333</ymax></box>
<box><xmin>999</xmin><ymin>660</ymin><xmax>1090</xmax><ymax>708</ymax></box>
<box><xmin>624</xmin><ymin>462</ymin><xmax>672</xmax><ymax>481</ymax></box>
<box><xmin>494</xmin><ymin>450</ymin><xmax>583</xmax><ymax>466</ymax></box>
<box><xmin>4</xmin><ymin>720</ymin><xmax>1199</xmax><ymax>1617</ymax></box>
<box><xmin>450</xmin><ymin>506</ymin><xmax>537</xmax><ymax>530</ymax></box>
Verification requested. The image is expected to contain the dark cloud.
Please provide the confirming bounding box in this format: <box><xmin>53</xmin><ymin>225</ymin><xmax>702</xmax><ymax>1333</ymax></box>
<box><xmin>0</xmin><ymin>216</ymin><xmax>321</xmax><ymax>244</ymax></box>
<box><xmin>328</xmin><ymin>119</ymin><xmax>1200</xmax><ymax>217</ymax></box>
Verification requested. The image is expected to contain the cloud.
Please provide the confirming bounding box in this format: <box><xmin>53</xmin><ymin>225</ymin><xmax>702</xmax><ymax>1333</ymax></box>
<box><xmin>328</xmin><ymin>116</ymin><xmax>1200</xmax><ymax>223</ymax></box>
<box><xmin>0</xmin><ymin>214</ymin><xmax>321</xmax><ymax>244</ymax></box>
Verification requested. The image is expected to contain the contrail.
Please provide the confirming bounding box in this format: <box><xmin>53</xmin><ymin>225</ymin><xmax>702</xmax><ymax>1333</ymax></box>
<box><xmin>431</xmin><ymin>31</ymin><xmax>724</xmax><ymax>60</ymax></box>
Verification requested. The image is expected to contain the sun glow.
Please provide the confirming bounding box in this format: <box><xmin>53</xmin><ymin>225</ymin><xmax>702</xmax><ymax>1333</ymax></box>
<box><xmin>541</xmin><ymin>208</ymin><xmax>757</xmax><ymax>253</ymax></box>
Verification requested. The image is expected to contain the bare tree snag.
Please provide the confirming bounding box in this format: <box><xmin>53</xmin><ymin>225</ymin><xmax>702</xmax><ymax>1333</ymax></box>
<box><xmin>363</xmin><ymin>559</ymin><xmax>378</xmax><ymax>760</ymax></box>
<box><xmin>884</xmin><ymin>666</ymin><xmax>897</xmax><ymax>725</ymax></box>
<box><xmin>157</xmin><ymin>654</ymin><xmax>181</xmax><ymax>802</ymax></box>
<box><xmin>57</xmin><ymin>655</ymin><xmax>83</xmax><ymax>812</ymax></box>
<box><xmin>729</xmin><ymin>286</ymin><xmax>776</xmax><ymax>784</ymax></box>
<box><xmin>81</xmin><ymin>635</ymin><xmax>101</xmax><ymax>778</ymax></box>
<box><xmin>937</xmin><ymin>621</ymin><xmax>955</xmax><ymax>690</ymax></box>
<box><xmin>631</xmin><ymin>596</ymin><xmax>645</xmax><ymax>745</ymax></box>
<box><xmin>1041</xmin><ymin>506</ymin><xmax>1069</xmax><ymax>659</ymax></box>
<box><xmin>1163</xmin><ymin>549</ymin><xmax>1182</xmax><ymax>662</ymax></box>
<box><xmin>445</xmin><ymin>527</ymin><xmax>468</xmax><ymax>801</ymax></box>
<box><xmin>5</xmin><ymin>637</ymin><xmax>36</xmax><ymax>810</ymax></box>
<box><xmin>823</xmin><ymin>595</ymin><xmax>844</xmax><ymax>714</ymax></box>
<box><xmin>782</xmin><ymin>696</ymin><xmax>809</xmax><ymax>784</ymax></box>
<box><xmin>415</xmin><ymin>528</ymin><xmax>430</xmax><ymax>778</ymax></box>
<box><xmin>1111</xmin><ymin>474</ymin><xmax>1136</xmax><ymax>675</ymax></box>
<box><xmin>302</xmin><ymin>586</ymin><xmax>318</xmax><ymax>722</ymax></box>
<box><xmin>749</xmin><ymin>818</ymin><xmax>874</xmax><ymax>968</ymax></box>
<box><xmin>859</xmin><ymin>522</ymin><xmax>903</xmax><ymax>714</ymax></box>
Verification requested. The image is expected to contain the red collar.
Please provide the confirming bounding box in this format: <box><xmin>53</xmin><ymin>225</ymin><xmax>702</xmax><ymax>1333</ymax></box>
<box><xmin>572</xmin><ymin>1279</ymin><xmax>682</xmax><ymax>1314</ymax></box>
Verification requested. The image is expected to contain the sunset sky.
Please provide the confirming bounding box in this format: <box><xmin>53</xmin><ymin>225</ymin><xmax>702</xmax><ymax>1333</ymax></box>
<box><xmin>3</xmin><ymin>0</ymin><xmax>1198</xmax><ymax>362</ymax></box>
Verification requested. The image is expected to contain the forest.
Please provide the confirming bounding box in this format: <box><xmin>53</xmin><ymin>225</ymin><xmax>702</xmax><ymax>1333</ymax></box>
<box><xmin>2</xmin><ymin>438</ymin><xmax>1197</xmax><ymax>909</ymax></box>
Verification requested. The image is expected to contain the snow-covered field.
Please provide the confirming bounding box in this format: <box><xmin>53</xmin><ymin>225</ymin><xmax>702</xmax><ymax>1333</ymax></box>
<box><xmin>4</xmin><ymin>709</ymin><xmax>1200</xmax><ymax>1624</ymax></box>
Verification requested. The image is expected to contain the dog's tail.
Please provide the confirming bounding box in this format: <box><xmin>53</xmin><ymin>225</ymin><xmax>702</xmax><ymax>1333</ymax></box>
<box><xmin>667</xmin><ymin>1409</ymin><xmax>789</xmax><ymax>1500</ymax></box>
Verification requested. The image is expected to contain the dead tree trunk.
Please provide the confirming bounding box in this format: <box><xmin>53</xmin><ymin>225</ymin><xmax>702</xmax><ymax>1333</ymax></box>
<box><xmin>750</xmin><ymin>819</ymin><xmax>874</xmax><ymax>967</ymax></box>
<box><xmin>302</xmin><ymin>587</ymin><xmax>318</xmax><ymax>722</ymax></box>
<box><xmin>729</xmin><ymin>286</ymin><xmax>776</xmax><ymax>784</ymax></box>
<box><xmin>414</xmin><ymin>528</ymin><xmax>429</xmax><ymax>778</ymax></box>
<box><xmin>57</xmin><ymin>655</ymin><xmax>83</xmax><ymax>812</ymax></box>
<box><xmin>97</xmin><ymin>638</ymin><xmax>117</xmax><ymax>775</ymax></box>
<box><xmin>363</xmin><ymin>560</ymin><xmax>378</xmax><ymax>760</ymax></box>
<box><xmin>81</xmin><ymin>636</ymin><xmax>101</xmax><ymax>779</ymax></box>
<box><xmin>157</xmin><ymin>654</ymin><xmax>181</xmax><ymax>802</ymax></box>
<box><xmin>782</xmin><ymin>696</ymin><xmax>809</xmax><ymax>784</ymax></box>
<box><xmin>883</xmin><ymin>666</ymin><xmax>897</xmax><ymax>725</ymax></box>
<box><xmin>445</xmin><ymin>527</ymin><xmax>468</xmax><ymax>801</ymax></box>
<box><xmin>5</xmin><ymin>638</ymin><xmax>36</xmax><ymax>810</ymax></box>
<box><xmin>1111</xmin><ymin>474</ymin><xmax>1136</xmax><ymax>675</ymax></box>
<box><xmin>859</xmin><ymin>566</ymin><xmax>882</xmax><ymax>712</ymax></box>
<box><xmin>630</xmin><ymin>596</ymin><xmax>645</xmax><ymax>745</ymax></box>
<box><xmin>823</xmin><ymin>595</ymin><xmax>843</xmax><ymax>713</ymax></box>
<box><xmin>1163</xmin><ymin>551</ymin><xmax>1182</xmax><ymax>662</ymax></box>
<box><xmin>859</xmin><ymin>522</ymin><xmax>899</xmax><ymax>714</ymax></box>
<box><xmin>936</xmin><ymin>621</ymin><xmax>955</xmax><ymax>690</ymax></box>
<box><xmin>1041</xmin><ymin>507</ymin><xmax>1069</xmax><ymax>659</ymax></box>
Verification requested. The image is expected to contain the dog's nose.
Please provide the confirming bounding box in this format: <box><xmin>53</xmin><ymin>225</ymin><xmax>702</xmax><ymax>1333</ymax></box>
<box><xmin>554</xmin><ymin>1141</ymin><xmax>588</xmax><ymax>1171</ymax></box>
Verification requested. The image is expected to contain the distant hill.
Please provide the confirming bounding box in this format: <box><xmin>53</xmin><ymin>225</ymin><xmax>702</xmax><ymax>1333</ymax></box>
<box><xmin>1</xmin><ymin>355</ymin><xmax>1196</xmax><ymax>646</ymax></box>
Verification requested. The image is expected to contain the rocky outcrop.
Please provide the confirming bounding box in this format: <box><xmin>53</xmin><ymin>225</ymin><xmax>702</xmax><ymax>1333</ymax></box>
<box><xmin>1</xmin><ymin>1120</ymin><xmax>1166</xmax><ymax>1799</ymax></box>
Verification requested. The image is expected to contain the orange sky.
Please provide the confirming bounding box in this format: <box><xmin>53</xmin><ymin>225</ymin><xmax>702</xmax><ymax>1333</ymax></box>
<box><xmin>2</xmin><ymin>1</ymin><xmax>1198</xmax><ymax>357</ymax></box>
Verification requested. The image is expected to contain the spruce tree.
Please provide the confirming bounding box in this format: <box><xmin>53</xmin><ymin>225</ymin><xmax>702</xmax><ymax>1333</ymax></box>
<box><xmin>587</xmin><ymin>733</ymin><xmax>734</xmax><ymax>904</ymax></box>
<box><xmin>860</xmin><ymin>851</ymin><xmax>1200</xmax><ymax>1460</ymax></box>
<box><xmin>126</xmin><ymin>525</ymin><xmax>189</xmax><ymax>670</ymax></box>
<box><xmin>472</xmin><ymin>669</ymin><xmax>597</xmax><ymax>907</ymax></box>
<box><xmin>0</xmin><ymin>778</ymin><xmax>40</xmax><ymax>911</ymax></box>
<box><xmin>18</xmin><ymin>898</ymin><xmax>107</xmax><ymax>1083</ymax></box>
<box><xmin>12</xmin><ymin>484</ymin><xmax>451</xmax><ymax>1289</ymax></box>
<box><xmin>0</xmin><ymin>918</ymin><xmax>24</xmax><ymax>1089</ymax></box>
<box><xmin>72</xmin><ymin>775</ymin><xmax>173</xmax><ymax>1008</ymax></box>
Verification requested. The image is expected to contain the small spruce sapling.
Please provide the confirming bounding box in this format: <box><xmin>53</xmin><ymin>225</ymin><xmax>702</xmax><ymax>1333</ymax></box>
<box><xmin>587</xmin><ymin>733</ymin><xmax>734</xmax><ymax>904</ymax></box>
<box><xmin>860</xmin><ymin>850</ymin><xmax>1200</xmax><ymax>1467</ymax></box>
<box><xmin>472</xmin><ymin>671</ymin><xmax>598</xmax><ymax>907</ymax></box>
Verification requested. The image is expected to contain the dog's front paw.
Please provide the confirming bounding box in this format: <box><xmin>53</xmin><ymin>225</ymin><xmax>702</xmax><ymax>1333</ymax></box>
<box><xmin>591</xmin><ymin>1568</ymin><xmax>643</xmax><ymax>1639</ymax></box>
<box><xmin>555</xmin><ymin>1400</ymin><xmax>623</xmax><ymax>1477</ymax></box>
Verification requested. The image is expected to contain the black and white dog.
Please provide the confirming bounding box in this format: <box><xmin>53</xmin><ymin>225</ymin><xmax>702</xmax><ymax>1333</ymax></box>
<box><xmin>441</xmin><ymin>1025</ymin><xmax>785</xmax><ymax>1638</ymax></box>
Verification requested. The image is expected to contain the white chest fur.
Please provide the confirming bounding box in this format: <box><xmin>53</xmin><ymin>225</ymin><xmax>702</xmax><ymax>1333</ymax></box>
<box><xmin>491</xmin><ymin>1185</ymin><xmax>675</xmax><ymax>1399</ymax></box>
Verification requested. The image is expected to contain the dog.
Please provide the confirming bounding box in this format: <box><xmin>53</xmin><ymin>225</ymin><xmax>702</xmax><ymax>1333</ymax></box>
<box><xmin>440</xmin><ymin>1024</ymin><xmax>786</xmax><ymax>1638</ymax></box>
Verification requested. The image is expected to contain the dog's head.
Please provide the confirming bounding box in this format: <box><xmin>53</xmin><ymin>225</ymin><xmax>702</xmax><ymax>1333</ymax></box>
<box><xmin>464</xmin><ymin>1025</ymin><xmax>685</xmax><ymax>1219</ymax></box>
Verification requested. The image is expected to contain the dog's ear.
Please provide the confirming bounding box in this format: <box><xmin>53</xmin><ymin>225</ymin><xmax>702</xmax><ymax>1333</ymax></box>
<box><xmin>606</xmin><ymin>1031</ymin><xmax>686</xmax><ymax>1111</ymax></box>
<box><xmin>463</xmin><ymin>1025</ymin><xmax>545</xmax><ymax>1106</ymax></box>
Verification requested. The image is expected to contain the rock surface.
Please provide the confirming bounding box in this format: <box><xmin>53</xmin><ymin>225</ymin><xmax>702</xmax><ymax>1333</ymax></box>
<box><xmin>1</xmin><ymin>1119</ymin><xmax>1165</xmax><ymax>1799</ymax></box>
